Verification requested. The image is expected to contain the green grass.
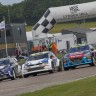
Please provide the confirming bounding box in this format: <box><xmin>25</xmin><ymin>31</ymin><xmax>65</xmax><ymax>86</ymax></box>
<box><xmin>19</xmin><ymin>76</ymin><xmax>96</xmax><ymax>96</ymax></box>
<box><xmin>26</xmin><ymin>26</ymin><xmax>32</xmax><ymax>32</ymax></box>
<box><xmin>26</xmin><ymin>22</ymin><xmax>96</xmax><ymax>33</ymax></box>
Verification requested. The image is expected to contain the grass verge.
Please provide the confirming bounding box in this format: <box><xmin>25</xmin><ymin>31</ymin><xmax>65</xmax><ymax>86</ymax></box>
<box><xmin>18</xmin><ymin>76</ymin><xmax>96</xmax><ymax>96</ymax></box>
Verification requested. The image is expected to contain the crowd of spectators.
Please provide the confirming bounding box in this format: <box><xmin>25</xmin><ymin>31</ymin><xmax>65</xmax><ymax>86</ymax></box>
<box><xmin>31</xmin><ymin>42</ymin><xmax>58</xmax><ymax>55</ymax></box>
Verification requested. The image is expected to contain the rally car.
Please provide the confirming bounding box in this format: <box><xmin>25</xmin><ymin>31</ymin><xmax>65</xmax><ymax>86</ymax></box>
<box><xmin>62</xmin><ymin>44</ymin><xmax>96</xmax><ymax>71</ymax></box>
<box><xmin>0</xmin><ymin>57</ymin><xmax>22</xmax><ymax>81</ymax></box>
<box><xmin>22</xmin><ymin>51</ymin><xmax>62</xmax><ymax>78</ymax></box>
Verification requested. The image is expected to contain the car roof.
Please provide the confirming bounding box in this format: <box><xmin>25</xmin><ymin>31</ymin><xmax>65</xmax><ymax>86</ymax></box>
<box><xmin>30</xmin><ymin>51</ymin><xmax>50</xmax><ymax>56</ymax></box>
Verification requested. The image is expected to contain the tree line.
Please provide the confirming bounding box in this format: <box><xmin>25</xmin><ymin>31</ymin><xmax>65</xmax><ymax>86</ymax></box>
<box><xmin>0</xmin><ymin>0</ymin><xmax>95</xmax><ymax>25</ymax></box>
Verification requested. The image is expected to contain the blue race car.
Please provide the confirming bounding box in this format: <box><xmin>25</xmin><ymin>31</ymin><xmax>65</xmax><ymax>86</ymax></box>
<box><xmin>62</xmin><ymin>44</ymin><xmax>96</xmax><ymax>71</ymax></box>
<box><xmin>0</xmin><ymin>57</ymin><xmax>21</xmax><ymax>81</ymax></box>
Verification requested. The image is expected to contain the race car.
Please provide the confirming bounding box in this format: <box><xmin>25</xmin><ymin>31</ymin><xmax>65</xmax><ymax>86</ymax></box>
<box><xmin>0</xmin><ymin>57</ymin><xmax>22</xmax><ymax>81</ymax></box>
<box><xmin>62</xmin><ymin>44</ymin><xmax>96</xmax><ymax>71</ymax></box>
<box><xmin>22</xmin><ymin>51</ymin><xmax>62</xmax><ymax>78</ymax></box>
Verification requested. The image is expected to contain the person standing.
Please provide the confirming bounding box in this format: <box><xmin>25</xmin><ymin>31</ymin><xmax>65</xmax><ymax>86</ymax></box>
<box><xmin>52</xmin><ymin>42</ymin><xmax>58</xmax><ymax>55</ymax></box>
<box><xmin>15</xmin><ymin>48</ymin><xmax>21</xmax><ymax>60</ymax></box>
<box><xmin>48</xmin><ymin>43</ymin><xmax>52</xmax><ymax>51</ymax></box>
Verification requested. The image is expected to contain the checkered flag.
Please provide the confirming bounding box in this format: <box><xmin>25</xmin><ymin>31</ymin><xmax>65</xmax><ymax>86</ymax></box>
<box><xmin>32</xmin><ymin>9</ymin><xmax>56</xmax><ymax>34</ymax></box>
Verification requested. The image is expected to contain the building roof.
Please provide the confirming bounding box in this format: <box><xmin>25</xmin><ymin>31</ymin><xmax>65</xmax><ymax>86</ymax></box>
<box><xmin>62</xmin><ymin>27</ymin><xmax>94</xmax><ymax>35</ymax></box>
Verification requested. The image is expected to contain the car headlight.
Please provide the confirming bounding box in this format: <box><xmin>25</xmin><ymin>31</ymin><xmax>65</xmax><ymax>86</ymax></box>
<box><xmin>24</xmin><ymin>63</ymin><xmax>30</xmax><ymax>69</ymax></box>
<box><xmin>43</xmin><ymin>62</ymin><xmax>49</xmax><ymax>66</ymax></box>
<box><xmin>39</xmin><ymin>62</ymin><xmax>48</xmax><ymax>67</ymax></box>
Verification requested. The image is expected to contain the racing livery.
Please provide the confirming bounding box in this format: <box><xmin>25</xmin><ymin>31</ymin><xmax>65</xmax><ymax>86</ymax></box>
<box><xmin>62</xmin><ymin>44</ymin><xmax>96</xmax><ymax>70</ymax></box>
<box><xmin>22</xmin><ymin>51</ymin><xmax>62</xmax><ymax>78</ymax></box>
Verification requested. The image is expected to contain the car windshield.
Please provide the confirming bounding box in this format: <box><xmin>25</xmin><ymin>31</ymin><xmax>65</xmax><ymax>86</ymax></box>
<box><xmin>68</xmin><ymin>45</ymin><xmax>89</xmax><ymax>53</ymax></box>
<box><xmin>0</xmin><ymin>59</ymin><xmax>10</xmax><ymax>66</ymax></box>
<box><xmin>28</xmin><ymin>53</ymin><xmax>48</xmax><ymax>61</ymax></box>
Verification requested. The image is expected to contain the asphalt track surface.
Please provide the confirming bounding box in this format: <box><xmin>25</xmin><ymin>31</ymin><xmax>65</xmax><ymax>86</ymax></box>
<box><xmin>0</xmin><ymin>65</ymin><xmax>96</xmax><ymax>96</ymax></box>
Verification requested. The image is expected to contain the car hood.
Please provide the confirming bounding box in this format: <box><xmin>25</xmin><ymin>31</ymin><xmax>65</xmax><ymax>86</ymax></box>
<box><xmin>25</xmin><ymin>58</ymin><xmax>49</xmax><ymax>65</ymax></box>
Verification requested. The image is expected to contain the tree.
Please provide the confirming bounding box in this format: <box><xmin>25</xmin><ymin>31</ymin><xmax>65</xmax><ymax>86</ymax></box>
<box><xmin>0</xmin><ymin>0</ymin><xmax>96</xmax><ymax>25</ymax></box>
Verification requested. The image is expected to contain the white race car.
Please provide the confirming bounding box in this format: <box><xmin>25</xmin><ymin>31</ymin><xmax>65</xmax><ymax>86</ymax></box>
<box><xmin>22</xmin><ymin>51</ymin><xmax>62</xmax><ymax>77</ymax></box>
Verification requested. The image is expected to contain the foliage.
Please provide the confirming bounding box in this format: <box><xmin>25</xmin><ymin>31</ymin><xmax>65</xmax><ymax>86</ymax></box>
<box><xmin>26</xmin><ymin>26</ymin><xmax>33</xmax><ymax>32</ymax></box>
<box><xmin>26</xmin><ymin>22</ymin><xmax>96</xmax><ymax>32</ymax></box>
<box><xmin>0</xmin><ymin>0</ymin><xmax>96</xmax><ymax>25</ymax></box>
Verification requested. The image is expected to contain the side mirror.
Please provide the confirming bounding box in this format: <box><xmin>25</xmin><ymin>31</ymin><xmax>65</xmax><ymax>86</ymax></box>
<box><xmin>91</xmin><ymin>48</ymin><xmax>94</xmax><ymax>51</ymax></box>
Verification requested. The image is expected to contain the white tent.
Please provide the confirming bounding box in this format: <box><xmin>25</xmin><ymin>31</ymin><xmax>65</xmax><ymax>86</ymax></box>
<box><xmin>26</xmin><ymin>31</ymin><xmax>33</xmax><ymax>41</ymax></box>
<box><xmin>32</xmin><ymin>1</ymin><xmax>96</xmax><ymax>40</ymax></box>
<box><xmin>26</xmin><ymin>31</ymin><xmax>61</xmax><ymax>41</ymax></box>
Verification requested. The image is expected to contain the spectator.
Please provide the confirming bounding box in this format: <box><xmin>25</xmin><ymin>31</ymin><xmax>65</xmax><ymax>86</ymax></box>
<box><xmin>15</xmin><ymin>48</ymin><xmax>21</xmax><ymax>60</ymax></box>
<box><xmin>52</xmin><ymin>42</ymin><xmax>58</xmax><ymax>55</ymax></box>
<box><xmin>48</xmin><ymin>43</ymin><xmax>52</xmax><ymax>51</ymax></box>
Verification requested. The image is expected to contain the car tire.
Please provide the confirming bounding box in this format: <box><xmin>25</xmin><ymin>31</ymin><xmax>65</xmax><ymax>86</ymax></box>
<box><xmin>0</xmin><ymin>79</ymin><xmax>2</xmax><ymax>81</ymax></box>
<box><xmin>90</xmin><ymin>58</ymin><xmax>95</xmax><ymax>66</ymax></box>
<box><xmin>58</xmin><ymin>61</ymin><xmax>62</xmax><ymax>71</ymax></box>
<box><xmin>18</xmin><ymin>74</ymin><xmax>23</xmax><ymax>78</ymax></box>
<box><xmin>32</xmin><ymin>73</ymin><xmax>37</xmax><ymax>76</ymax></box>
<box><xmin>23</xmin><ymin>74</ymin><xmax>29</xmax><ymax>78</ymax></box>
<box><xmin>70</xmin><ymin>66</ymin><xmax>76</xmax><ymax>69</ymax></box>
<box><xmin>11</xmin><ymin>70</ymin><xmax>16</xmax><ymax>80</ymax></box>
<box><xmin>64</xmin><ymin>67</ymin><xmax>70</xmax><ymax>71</ymax></box>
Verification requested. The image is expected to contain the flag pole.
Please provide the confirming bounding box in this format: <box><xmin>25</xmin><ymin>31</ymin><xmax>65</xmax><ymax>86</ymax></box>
<box><xmin>3</xmin><ymin>16</ymin><xmax>8</xmax><ymax>57</ymax></box>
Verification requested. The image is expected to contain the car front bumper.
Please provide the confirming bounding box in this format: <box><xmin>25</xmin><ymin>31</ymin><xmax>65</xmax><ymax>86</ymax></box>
<box><xmin>22</xmin><ymin>67</ymin><xmax>52</xmax><ymax>76</ymax></box>
<box><xmin>63</xmin><ymin>57</ymin><xmax>93</xmax><ymax>67</ymax></box>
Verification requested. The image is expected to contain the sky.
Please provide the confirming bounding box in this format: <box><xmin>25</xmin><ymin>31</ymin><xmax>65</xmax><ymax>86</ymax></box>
<box><xmin>0</xmin><ymin>0</ymin><xmax>24</xmax><ymax>5</ymax></box>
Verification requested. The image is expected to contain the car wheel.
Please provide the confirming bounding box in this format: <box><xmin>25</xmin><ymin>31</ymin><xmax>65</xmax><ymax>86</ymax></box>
<box><xmin>18</xmin><ymin>74</ymin><xmax>23</xmax><ymax>78</ymax></box>
<box><xmin>49</xmin><ymin>62</ymin><xmax>55</xmax><ymax>73</ymax></box>
<box><xmin>64</xmin><ymin>67</ymin><xmax>70</xmax><ymax>71</ymax></box>
<box><xmin>89</xmin><ymin>57</ymin><xmax>96</xmax><ymax>66</ymax></box>
<box><xmin>70</xmin><ymin>66</ymin><xmax>76</xmax><ymax>69</ymax></box>
<box><xmin>11</xmin><ymin>70</ymin><xmax>16</xmax><ymax>80</ymax></box>
<box><xmin>32</xmin><ymin>73</ymin><xmax>37</xmax><ymax>76</ymax></box>
<box><xmin>23</xmin><ymin>74</ymin><xmax>29</xmax><ymax>78</ymax></box>
<box><xmin>63</xmin><ymin>63</ymin><xmax>70</xmax><ymax>71</ymax></box>
<box><xmin>58</xmin><ymin>61</ymin><xmax>62</xmax><ymax>71</ymax></box>
<box><xmin>0</xmin><ymin>79</ymin><xmax>2</xmax><ymax>81</ymax></box>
